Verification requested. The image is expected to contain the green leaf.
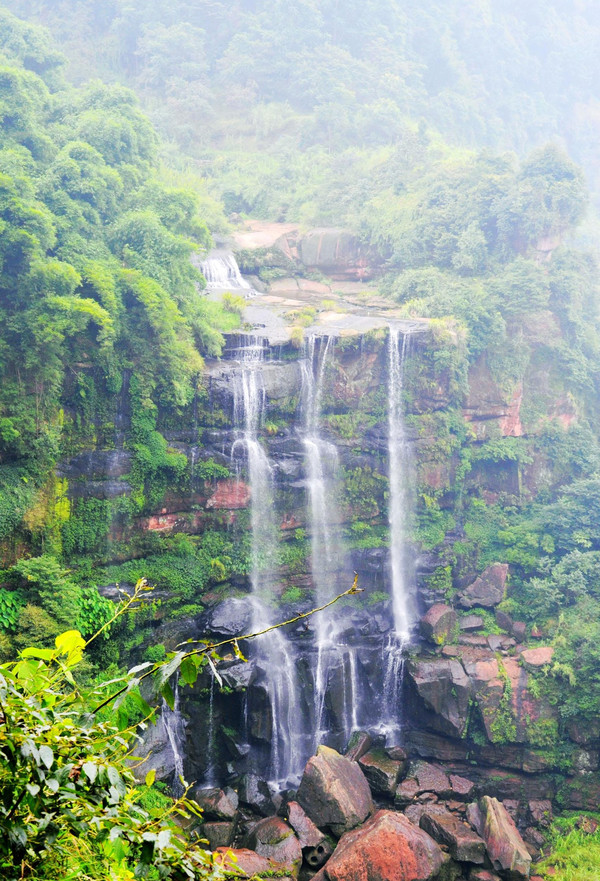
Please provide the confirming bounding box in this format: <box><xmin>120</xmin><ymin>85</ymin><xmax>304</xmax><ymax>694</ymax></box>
<box><xmin>155</xmin><ymin>651</ymin><xmax>186</xmax><ymax>690</ymax></box>
<box><xmin>161</xmin><ymin>681</ymin><xmax>175</xmax><ymax>711</ymax></box>
<box><xmin>179</xmin><ymin>656</ymin><xmax>198</xmax><ymax>687</ymax></box>
<box><xmin>55</xmin><ymin>630</ymin><xmax>85</xmax><ymax>655</ymax></box>
<box><xmin>82</xmin><ymin>762</ymin><xmax>97</xmax><ymax>783</ymax></box>
<box><xmin>145</xmin><ymin>768</ymin><xmax>156</xmax><ymax>787</ymax></box>
<box><xmin>21</xmin><ymin>647</ymin><xmax>55</xmax><ymax>660</ymax></box>
<box><xmin>26</xmin><ymin>783</ymin><xmax>40</xmax><ymax>796</ymax></box>
<box><xmin>39</xmin><ymin>745</ymin><xmax>54</xmax><ymax>769</ymax></box>
<box><xmin>46</xmin><ymin>778</ymin><xmax>59</xmax><ymax>793</ymax></box>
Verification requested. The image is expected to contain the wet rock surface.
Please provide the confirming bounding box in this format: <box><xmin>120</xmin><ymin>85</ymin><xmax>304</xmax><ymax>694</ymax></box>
<box><xmin>297</xmin><ymin>746</ymin><xmax>374</xmax><ymax>837</ymax></box>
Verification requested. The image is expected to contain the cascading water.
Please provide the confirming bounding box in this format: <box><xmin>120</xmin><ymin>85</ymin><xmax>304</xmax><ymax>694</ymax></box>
<box><xmin>300</xmin><ymin>335</ymin><xmax>361</xmax><ymax>750</ymax></box>
<box><xmin>162</xmin><ymin>681</ymin><xmax>186</xmax><ymax>796</ymax></box>
<box><xmin>388</xmin><ymin>327</ymin><xmax>416</xmax><ymax>639</ymax></box>
<box><xmin>231</xmin><ymin>337</ymin><xmax>305</xmax><ymax>786</ymax></box>
<box><xmin>200</xmin><ymin>251</ymin><xmax>256</xmax><ymax>296</ymax></box>
<box><xmin>381</xmin><ymin>326</ymin><xmax>416</xmax><ymax>739</ymax></box>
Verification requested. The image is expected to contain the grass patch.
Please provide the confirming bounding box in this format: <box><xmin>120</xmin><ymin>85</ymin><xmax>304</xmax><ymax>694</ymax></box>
<box><xmin>537</xmin><ymin>815</ymin><xmax>600</xmax><ymax>880</ymax></box>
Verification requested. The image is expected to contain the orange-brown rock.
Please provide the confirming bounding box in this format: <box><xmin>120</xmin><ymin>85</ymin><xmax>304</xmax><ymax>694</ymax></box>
<box><xmin>313</xmin><ymin>809</ymin><xmax>444</xmax><ymax>881</ymax></box>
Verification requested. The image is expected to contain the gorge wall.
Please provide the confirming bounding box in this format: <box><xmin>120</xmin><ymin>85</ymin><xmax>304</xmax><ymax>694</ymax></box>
<box><xmin>48</xmin><ymin>303</ymin><xmax>600</xmax><ymax>815</ymax></box>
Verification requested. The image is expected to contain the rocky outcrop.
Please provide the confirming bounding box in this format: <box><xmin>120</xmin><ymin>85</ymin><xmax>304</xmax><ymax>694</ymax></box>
<box><xmin>467</xmin><ymin>796</ymin><xmax>531</xmax><ymax>880</ymax></box>
<box><xmin>312</xmin><ymin>810</ymin><xmax>444</xmax><ymax>881</ymax></box>
<box><xmin>297</xmin><ymin>746</ymin><xmax>374</xmax><ymax>837</ymax></box>
<box><xmin>298</xmin><ymin>229</ymin><xmax>370</xmax><ymax>280</ymax></box>
<box><xmin>459</xmin><ymin>564</ymin><xmax>509</xmax><ymax>609</ymax></box>
<box><xmin>406</xmin><ymin>658</ymin><xmax>471</xmax><ymax>738</ymax></box>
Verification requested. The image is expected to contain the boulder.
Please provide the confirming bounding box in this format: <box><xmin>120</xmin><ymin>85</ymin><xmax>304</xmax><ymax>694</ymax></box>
<box><xmin>244</xmin><ymin>816</ymin><xmax>302</xmax><ymax>876</ymax></box>
<box><xmin>285</xmin><ymin>800</ymin><xmax>325</xmax><ymax>849</ymax></box>
<box><xmin>200</xmin><ymin>821</ymin><xmax>235</xmax><ymax>849</ymax></box>
<box><xmin>313</xmin><ymin>809</ymin><xmax>444</xmax><ymax>881</ymax></box>
<box><xmin>238</xmin><ymin>773</ymin><xmax>276</xmax><ymax>817</ymax></box>
<box><xmin>420</xmin><ymin>808</ymin><xmax>486</xmax><ymax>864</ymax></box>
<box><xmin>202</xmin><ymin>597</ymin><xmax>253</xmax><ymax>637</ymax></box>
<box><xmin>214</xmin><ymin>847</ymin><xmax>281</xmax><ymax>878</ymax></box>
<box><xmin>450</xmin><ymin>775</ymin><xmax>476</xmax><ymax>799</ymax></box>
<box><xmin>359</xmin><ymin>748</ymin><xmax>405</xmax><ymax>797</ymax></box>
<box><xmin>520</xmin><ymin>647</ymin><xmax>554</xmax><ymax>670</ymax></box>
<box><xmin>345</xmin><ymin>730</ymin><xmax>373</xmax><ymax>762</ymax></box>
<box><xmin>193</xmin><ymin>786</ymin><xmax>238</xmax><ymax>820</ymax></box>
<box><xmin>467</xmin><ymin>796</ymin><xmax>531</xmax><ymax>880</ymax></box>
<box><xmin>459</xmin><ymin>564</ymin><xmax>508</xmax><ymax>609</ymax></box>
<box><xmin>297</xmin><ymin>746</ymin><xmax>373</xmax><ymax>838</ymax></box>
<box><xmin>512</xmin><ymin>622</ymin><xmax>527</xmax><ymax>642</ymax></box>
<box><xmin>460</xmin><ymin>615</ymin><xmax>485</xmax><ymax>632</ymax></box>
<box><xmin>420</xmin><ymin>604</ymin><xmax>457</xmax><ymax>645</ymax></box>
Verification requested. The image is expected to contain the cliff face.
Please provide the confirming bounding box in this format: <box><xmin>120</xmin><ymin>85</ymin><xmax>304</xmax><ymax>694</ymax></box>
<box><xmin>44</xmin><ymin>319</ymin><xmax>600</xmax><ymax>808</ymax></box>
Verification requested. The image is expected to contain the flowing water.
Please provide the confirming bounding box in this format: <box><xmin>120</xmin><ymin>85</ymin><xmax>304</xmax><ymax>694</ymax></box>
<box><xmin>231</xmin><ymin>337</ymin><xmax>304</xmax><ymax>786</ymax></box>
<box><xmin>162</xmin><ymin>681</ymin><xmax>186</xmax><ymax>796</ymax></box>
<box><xmin>300</xmin><ymin>335</ymin><xmax>361</xmax><ymax>750</ymax></box>
<box><xmin>380</xmin><ymin>326</ymin><xmax>416</xmax><ymax>740</ymax></box>
<box><xmin>200</xmin><ymin>252</ymin><xmax>256</xmax><ymax>296</ymax></box>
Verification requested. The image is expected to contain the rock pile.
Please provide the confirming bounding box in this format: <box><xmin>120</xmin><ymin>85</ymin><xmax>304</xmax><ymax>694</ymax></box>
<box><xmin>197</xmin><ymin>744</ymin><xmax>536</xmax><ymax>880</ymax></box>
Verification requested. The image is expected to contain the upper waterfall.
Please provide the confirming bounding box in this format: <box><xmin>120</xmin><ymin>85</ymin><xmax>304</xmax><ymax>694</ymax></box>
<box><xmin>200</xmin><ymin>251</ymin><xmax>256</xmax><ymax>296</ymax></box>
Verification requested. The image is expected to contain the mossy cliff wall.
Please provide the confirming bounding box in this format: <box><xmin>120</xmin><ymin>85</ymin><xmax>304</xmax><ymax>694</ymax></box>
<box><xmin>4</xmin><ymin>320</ymin><xmax>600</xmax><ymax>807</ymax></box>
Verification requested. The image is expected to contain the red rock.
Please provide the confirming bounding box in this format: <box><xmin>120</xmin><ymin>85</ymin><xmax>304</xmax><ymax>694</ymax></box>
<box><xmin>317</xmin><ymin>809</ymin><xmax>444</xmax><ymax>881</ymax></box>
<box><xmin>395</xmin><ymin>777</ymin><xmax>419</xmax><ymax>807</ymax></box>
<box><xmin>520</xmin><ymin>646</ymin><xmax>554</xmax><ymax>669</ymax></box>
<box><xmin>420</xmin><ymin>604</ymin><xmax>457</xmax><ymax>645</ymax></box>
<box><xmin>206</xmin><ymin>479</ymin><xmax>250</xmax><ymax>509</ymax></box>
<box><xmin>297</xmin><ymin>746</ymin><xmax>373</xmax><ymax>837</ymax></box>
<box><xmin>420</xmin><ymin>808</ymin><xmax>486</xmax><ymax>863</ymax></box>
<box><xmin>450</xmin><ymin>774</ymin><xmax>475</xmax><ymax>798</ymax></box>
<box><xmin>528</xmin><ymin>799</ymin><xmax>552</xmax><ymax>828</ymax></box>
<box><xmin>412</xmin><ymin>762</ymin><xmax>452</xmax><ymax>797</ymax></box>
<box><xmin>214</xmin><ymin>847</ymin><xmax>273</xmax><ymax>876</ymax></box>
<box><xmin>244</xmin><ymin>816</ymin><xmax>302</xmax><ymax>876</ymax></box>
<box><xmin>285</xmin><ymin>801</ymin><xmax>324</xmax><ymax>849</ymax></box>
<box><xmin>468</xmin><ymin>796</ymin><xmax>531</xmax><ymax>879</ymax></box>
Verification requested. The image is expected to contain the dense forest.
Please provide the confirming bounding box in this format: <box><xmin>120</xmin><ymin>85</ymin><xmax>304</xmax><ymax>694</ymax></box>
<box><xmin>2</xmin><ymin>3</ymin><xmax>600</xmax><ymax>880</ymax></box>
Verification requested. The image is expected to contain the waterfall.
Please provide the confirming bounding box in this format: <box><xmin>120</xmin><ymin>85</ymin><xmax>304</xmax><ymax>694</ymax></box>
<box><xmin>162</xmin><ymin>681</ymin><xmax>186</xmax><ymax>797</ymax></box>
<box><xmin>200</xmin><ymin>252</ymin><xmax>256</xmax><ymax>296</ymax></box>
<box><xmin>380</xmin><ymin>326</ymin><xmax>416</xmax><ymax>742</ymax></box>
<box><xmin>204</xmin><ymin>674</ymin><xmax>217</xmax><ymax>786</ymax></box>
<box><xmin>232</xmin><ymin>337</ymin><xmax>304</xmax><ymax>786</ymax></box>
<box><xmin>387</xmin><ymin>326</ymin><xmax>416</xmax><ymax>638</ymax></box>
<box><xmin>301</xmin><ymin>335</ymin><xmax>360</xmax><ymax>750</ymax></box>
